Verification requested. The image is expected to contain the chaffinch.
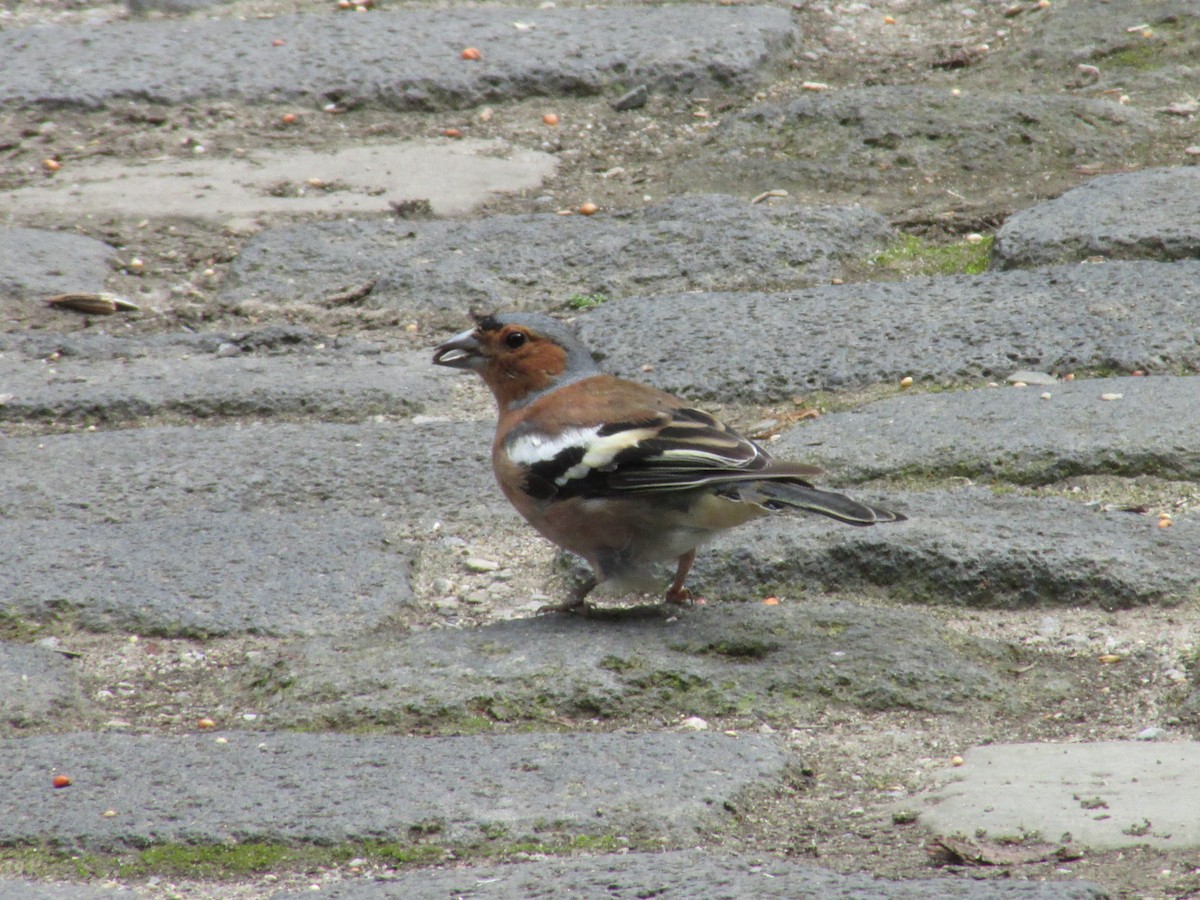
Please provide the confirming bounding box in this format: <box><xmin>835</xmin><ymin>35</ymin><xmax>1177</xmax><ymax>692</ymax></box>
<box><xmin>433</xmin><ymin>311</ymin><xmax>904</xmax><ymax>612</ymax></box>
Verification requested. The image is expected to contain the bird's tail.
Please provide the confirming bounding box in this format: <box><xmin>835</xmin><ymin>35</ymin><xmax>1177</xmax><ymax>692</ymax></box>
<box><xmin>732</xmin><ymin>480</ymin><xmax>905</xmax><ymax>526</ymax></box>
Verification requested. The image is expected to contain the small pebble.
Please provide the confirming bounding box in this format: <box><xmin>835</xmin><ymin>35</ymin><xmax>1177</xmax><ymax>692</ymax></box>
<box><xmin>216</xmin><ymin>342</ymin><xmax>241</xmax><ymax>358</ymax></box>
<box><xmin>1136</xmin><ymin>726</ymin><xmax>1165</xmax><ymax>741</ymax></box>
<box><xmin>1006</xmin><ymin>370</ymin><xmax>1056</xmax><ymax>385</ymax></box>
<box><xmin>1100</xmin><ymin>393</ymin><xmax>1123</xmax><ymax>401</ymax></box>
<box><xmin>680</xmin><ymin>716</ymin><xmax>710</xmax><ymax>731</ymax></box>
<box><xmin>464</xmin><ymin>557</ymin><xmax>500</xmax><ymax>573</ymax></box>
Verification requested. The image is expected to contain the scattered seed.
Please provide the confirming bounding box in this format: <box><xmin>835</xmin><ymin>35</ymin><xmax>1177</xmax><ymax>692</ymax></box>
<box><xmin>52</xmin><ymin>775</ymin><xmax>72</xmax><ymax>788</ymax></box>
<box><xmin>801</xmin><ymin>81</ymin><xmax>830</xmax><ymax>91</ymax></box>
<box><xmin>951</xmin><ymin>756</ymin><xmax>964</xmax><ymax>767</ymax></box>
<box><xmin>1098</xmin><ymin>654</ymin><xmax>1122</xmax><ymax>665</ymax></box>
<box><xmin>1100</xmin><ymin>393</ymin><xmax>1123</xmax><ymax>401</ymax></box>
<box><xmin>197</xmin><ymin>717</ymin><xmax>217</xmax><ymax>729</ymax></box>
<box><xmin>461</xmin><ymin>47</ymin><xmax>481</xmax><ymax>61</ymax></box>
<box><xmin>762</xmin><ymin>596</ymin><xmax>780</xmax><ymax>606</ymax></box>
<box><xmin>1040</xmin><ymin>392</ymin><xmax>1052</xmax><ymax>400</ymax></box>
<box><xmin>899</xmin><ymin>376</ymin><xmax>913</xmax><ymax>388</ymax></box>
<box><xmin>281</xmin><ymin>113</ymin><xmax>298</xmax><ymax>125</ymax></box>
<box><xmin>883</xmin><ymin>15</ymin><xmax>896</xmax><ymax>24</ymax></box>
<box><xmin>542</xmin><ymin>112</ymin><xmax>560</xmax><ymax>126</ymax></box>
<box><xmin>42</xmin><ymin>158</ymin><xmax>61</xmax><ymax>172</ymax></box>
<box><xmin>46</xmin><ymin>292</ymin><xmax>139</xmax><ymax>315</ymax></box>
<box><xmin>578</xmin><ymin>201</ymin><xmax>599</xmax><ymax>216</ymax></box>
<box><xmin>442</xmin><ymin>128</ymin><xmax>463</xmax><ymax>139</ymax></box>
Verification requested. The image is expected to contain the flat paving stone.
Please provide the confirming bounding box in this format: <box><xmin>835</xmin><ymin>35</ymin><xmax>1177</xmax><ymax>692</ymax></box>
<box><xmin>917</xmin><ymin>741</ymin><xmax>1200</xmax><ymax>851</ymax></box>
<box><xmin>0</xmin><ymin>227</ymin><xmax>113</xmax><ymax>310</ymax></box>
<box><xmin>773</xmin><ymin>375</ymin><xmax>1200</xmax><ymax>485</ymax></box>
<box><xmin>695</xmin><ymin>489</ymin><xmax>1198</xmax><ymax>610</ymax></box>
<box><xmin>0</xmin><ymin>139</ymin><xmax>555</xmax><ymax>227</ymax></box>
<box><xmin>0</xmin><ymin>642</ymin><xmax>86</xmax><ymax>733</ymax></box>
<box><xmin>222</xmin><ymin>195</ymin><xmax>896</xmax><ymax>312</ymax></box>
<box><xmin>0</xmin><ymin>731</ymin><xmax>785</xmax><ymax>850</ymax></box>
<box><xmin>285</xmin><ymin>850</ymin><xmax>1109</xmax><ymax>899</ymax></box>
<box><xmin>0</xmin><ymin>420</ymin><xmax>497</xmax><ymax>524</ymax></box>
<box><xmin>259</xmin><ymin>602</ymin><xmax>1060</xmax><ymax>729</ymax></box>
<box><xmin>0</xmin><ymin>339</ymin><xmax>442</xmax><ymax>425</ymax></box>
<box><xmin>0</xmin><ymin>7</ymin><xmax>794</xmax><ymax>110</ymax></box>
<box><xmin>994</xmin><ymin>168</ymin><xmax>1200</xmax><ymax>268</ymax></box>
<box><xmin>668</xmin><ymin>87</ymin><xmax>1155</xmax><ymax>217</ymax></box>
<box><xmin>1</xmin><ymin>513</ymin><xmax>411</xmax><ymax>638</ymax></box>
<box><xmin>576</xmin><ymin>261</ymin><xmax>1200</xmax><ymax>400</ymax></box>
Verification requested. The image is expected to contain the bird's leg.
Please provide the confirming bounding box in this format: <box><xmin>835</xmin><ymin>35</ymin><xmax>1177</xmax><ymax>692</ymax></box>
<box><xmin>537</xmin><ymin>575</ymin><xmax>598</xmax><ymax>614</ymax></box>
<box><xmin>664</xmin><ymin>550</ymin><xmax>696</xmax><ymax>605</ymax></box>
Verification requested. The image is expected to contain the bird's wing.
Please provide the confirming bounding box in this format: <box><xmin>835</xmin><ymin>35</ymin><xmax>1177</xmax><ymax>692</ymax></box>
<box><xmin>504</xmin><ymin>402</ymin><xmax>822</xmax><ymax>499</ymax></box>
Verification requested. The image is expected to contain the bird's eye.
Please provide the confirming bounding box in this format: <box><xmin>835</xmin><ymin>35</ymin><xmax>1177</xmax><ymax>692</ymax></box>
<box><xmin>505</xmin><ymin>331</ymin><xmax>527</xmax><ymax>349</ymax></box>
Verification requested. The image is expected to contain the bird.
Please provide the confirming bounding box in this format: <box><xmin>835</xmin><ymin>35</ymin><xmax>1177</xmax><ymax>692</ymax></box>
<box><xmin>433</xmin><ymin>311</ymin><xmax>904</xmax><ymax>612</ymax></box>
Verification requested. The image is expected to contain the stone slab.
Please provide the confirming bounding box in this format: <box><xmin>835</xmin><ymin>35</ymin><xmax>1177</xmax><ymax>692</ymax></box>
<box><xmin>575</xmin><ymin>261</ymin><xmax>1200</xmax><ymax>400</ymax></box>
<box><xmin>0</xmin><ymin>7</ymin><xmax>794</xmax><ymax>110</ymax></box>
<box><xmin>1</xmin><ymin>513</ymin><xmax>411</xmax><ymax>637</ymax></box>
<box><xmin>0</xmin><ymin>731</ymin><xmax>786</xmax><ymax>850</ymax></box>
<box><xmin>773</xmin><ymin>375</ymin><xmax>1200</xmax><ymax>484</ymax></box>
<box><xmin>0</xmin><ymin>420</ymin><xmax>497</xmax><ymax>525</ymax></box>
<box><xmin>0</xmin><ymin>339</ymin><xmax>442</xmax><ymax>425</ymax></box>
<box><xmin>994</xmin><ymin>168</ymin><xmax>1200</xmax><ymax>268</ymax></box>
<box><xmin>0</xmin><ymin>227</ymin><xmax>113</xmax><ymax>309</ymax></box>
<box><xmin>289</xmin><ymin>850</ymin><xmax>1108</xmax><ymax>899</ymax></box>
<box><xmin>259</xmin><ymin>602</ymin><xmax>1055</xmax><ymax>729</ymax></box>
<box><xmin>668</xmin><ymin>87</ymin><xmax>1155</xmax><ymax>216</ymax></box>
<box><xmin>0</xmin><ymin>642</ymin><xmax>86</xmax><ymax>733</ymax></box>
<box><xmin>917</xmin><ymin>741</ymin><xmax>1200</xmax><ymax>851</ymax></box>
<box><xmin>222</xmin><ymin>195</ymin><xmax>896</xmax><ymax>312</ymax></box>
<box><xmin>0</xmin><ymin>140</ymin><xmax>555</xmax><ymax>226</ymax></box>
<box><xmin>697</xmin><ymin>488</ymin><xmax>1199</xmax><ymax>610</ymax></box>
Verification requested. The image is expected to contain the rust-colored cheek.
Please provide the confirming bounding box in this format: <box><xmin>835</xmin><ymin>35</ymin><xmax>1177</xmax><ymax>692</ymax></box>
<box><xmin>483</xmin><ymin>341</ymin><xmax>569</xmax><ymax>407</ymax></box>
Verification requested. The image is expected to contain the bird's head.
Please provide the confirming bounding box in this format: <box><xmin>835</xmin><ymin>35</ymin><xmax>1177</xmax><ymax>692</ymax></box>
<box><xmin>432</xmin><ymin>311</ymin><xmax>600</xmax><ymax>409</ymax></box>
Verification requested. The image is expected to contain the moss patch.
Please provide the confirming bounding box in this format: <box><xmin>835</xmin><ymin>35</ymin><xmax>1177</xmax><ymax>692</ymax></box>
<box><xmin>867</xmin><ymin>234</ymin><xmax>993</xmax><ymax>278</ymax></box>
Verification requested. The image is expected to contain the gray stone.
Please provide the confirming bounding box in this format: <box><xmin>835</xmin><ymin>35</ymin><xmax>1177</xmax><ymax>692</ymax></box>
<box><xmin>0</xmin><ymin>7</ymin><xmax>794</xmax><ymax>110</ymax></box>
<box><xmin>222</xmin><ymin>195</ymin><xmax>895</xmax><ymax>313</ymax></box>
<box><xmin>258</xmin><ymin>602</ymin><xmax>1055</xmax><ymax>729</ymax></box>
<box><xmin>696</xmin><ymin>488</ymin><xmax>1200</xmax><ymax>610</ymax></box>
<box><xmin>0</xmin><ymin>883</ymin><xmax>130</xmax><ymax>899</ymax></box>
<box><xmin>0</xmin><ymin>227</ymin><xmax>113</xmax><ymax>310</ymax></box>
<box><xmin>994</xmin><ymin>168</ymin><xmax>1200</xmax><ymax>268</ymax></box>
<box><xmin>772</xmin><ymin>376</ymin><xmax>1200</xmax><ymax>485</ymax></box>
<box><xmin>1009</xmin><ymin>0</ymin><xmax>1199</xmax><ymax>74</ymax></box>
<box><xmin>0</xmin><ymin>731</ymin><xmax>786</xmax><ymax>850</ymax></box>
<box><xmin>613</xmin><ymin>83</ymin><xmax>649</xmax><ymax>111</ymax></box>
<box><xmin>916</xmin><ymin>741</ymin><xmax>1200</xmax><ymax>850</ymax></box>
<box><xmin>1</xmin><ymin>513</ymin><xmax>411</xmax><ymax>637</ymax></box>
<box><xmin>0</xmin><ymin>420</ymin><xmax>497</xmax><ymax>525</ymax></box>
<box><xmin>575</xmin><ymin>261</ymin><xmax>1200</xmax><ymax>400</ymax></box>
<box><xmin>0</xmin><ymin>339</ymin><xmax>441</xmax><ymax>426</ymax></box>
<box><xmin>292</xmin><ymin>851</ymin><xmax>1108</xmax><ymax>899</ymax></box>
<box><xmin>670</xmin><ymin>88</ymin><xmax>1156</xmax><ymax>217</ymax></box>
<box><xmin>0</xmin><ymin>642</ymin><xmax>87</xmax><ymax>733</ymax></box>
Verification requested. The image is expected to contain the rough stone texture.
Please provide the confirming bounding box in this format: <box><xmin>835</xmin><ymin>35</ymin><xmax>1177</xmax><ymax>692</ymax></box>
<box><xmin>1009</xmin><ymin>0</ymin><xmax>1200</xmax><ymax>74</ymax></box>
<box><xmin>672</xmin><ymin>89</ymin><xmax>1156</xmax><ymax>216</ymax></box>
<box><xmin>0</xmin><ymin>731</ymin><xmax>786</xmax><ymax>850</ymax></box>
<box><xmin>257</xmin><ymin>603</ymin><xmax>1056</xmax><ymax>730</ymax></box>
<box><xmin>917</xmin><ymin>741</ymin><xmax>1200</xmax><ymax>851</ymax></box>
<box><xmin>694</xmin><ymin>489</ymin><xmax>1200</xmax><ymax>610</ymax></box>
<box><xmin>0</xmin><ymin>7</ymin><xmax>794</xmax><ymax>110</ymax></box>
<box><xmin>773</xmin><ymin>376</ymin><xmax>1200</xmax><ymax>485</ymax></box>
<box><xmin>575</xmin><ymin>261</ymin><xmax>1200</xmax><ymax>400</ymax></box>
<box><xmin>0</xmin><ymin>341</ymin><xmax>442</xmax><ymax>425</ymax></box>
<box><xmin>1</xmin><ymin>513</ymin><xmax>411</xmax><ymax>637</ymax></box>
<box><xmin>0</xmin><ymin>227</ymin><xmax>113</xmax><ymax>308</ymax></box>
<box><xmin>0</xmin><ymin>642</ymin><xmax>86</xmax><ymax>733</ymax></box>
<box><xmin>0</xmin><ymin>883</ymin><xmax>130</xmax><ymax>900</ymax></box>
<box><xmin>222</xmin><ymin>195</ymin><xmax>896</xmax><ymax>312</ymax></box>
<box><xmin>0</xmin><ymin>420</ymin><xmax>498</xmax><ymax>525</ymax></box>
<box><xmin>994</xmin><ymin>168</ymin><xmax>1200</xmax><ymax>268</ymax></box>
<box><xmin>290</xmin><ymin>851</ymin><xmax>1109</xmax><ymax>900</ymax></box>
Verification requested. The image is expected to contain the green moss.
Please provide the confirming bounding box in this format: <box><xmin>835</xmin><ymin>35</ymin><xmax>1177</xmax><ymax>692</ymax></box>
<box><xmin>867</xmin><ymin>233</ymin><xmax>993</xmax><ymax>278</ymax></box>
<box><xmin>565</xmin><ymin>292</ymin><xmax>610</xmax><ymax>311</ymax></box>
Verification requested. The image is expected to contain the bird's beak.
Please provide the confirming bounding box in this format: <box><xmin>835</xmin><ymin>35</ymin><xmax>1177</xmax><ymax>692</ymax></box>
<box><xmin>432</xmin><ymin>327</ymin><xmax>484</xmax><ymax>370</ymax></box>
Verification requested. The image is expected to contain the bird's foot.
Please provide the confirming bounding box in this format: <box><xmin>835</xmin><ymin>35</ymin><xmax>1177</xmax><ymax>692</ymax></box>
<box><xmin>664</xmin><ymin>587</ymin><xmax>705</xmax><ymax>607</ymax></box>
